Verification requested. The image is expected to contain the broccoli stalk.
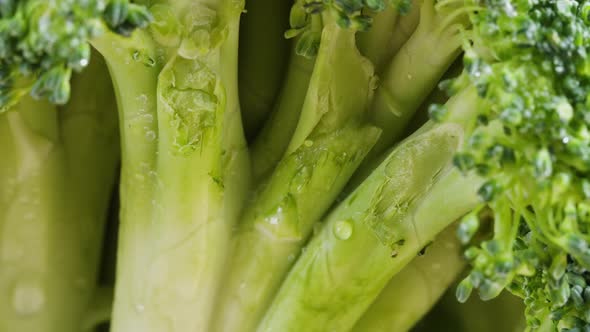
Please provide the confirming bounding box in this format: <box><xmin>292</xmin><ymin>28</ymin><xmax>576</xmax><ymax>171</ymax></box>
<box><xmin>212</xmin><ymin>13</ymin><xmax>381</xmax><ymax>332</ymax></box>
<box><xmin>356</xmin><ymin>6</ymin><xmax>400</xmax><ymax>73</ymax></box>
<box><xmin>2</xmin><ymin>0</ymin><xmax>249</xmax><ymax>330</ymax></box>
<box><xmin>344</xmin><ymin>0</ymin><xmax>473</xmax><ymax>193</ymax></box>
<box><xmin>248</xmin><ymin>45</ymin><xmax>315</xmax><ymax>183</ymax></box>
<box><xmin>0</xmin><ymin>53</ymin><xmax>119</xmax><ymax>332</ymax></box>
<box><xmin>264</xmin><ymin>1</ymin><xmax>590</xmax><ymax>331</ymax></box>
<box><xmin>352</xmin><ymin>223</ymin><xmax>467</xmax><ymax>332</ymax></box>
<box><xmin>248</xmin><ymin>0</ymin><xmax>413</xmax><ymax>184</ymax></box>
<box><xmin>247</xmin><ymin>0</ymin><xmax>320</xmax><ymax>184</ymax></box>
<box><xmin>389</xmin><ymin>0</ymin><xmax>423</xmax><ymax>56</ymax></box>
<box><xmin>92</xmin><ymin>2</ymin><xmax>250</xmax><ymax>331</ymax></box>
<box><xmin>365</xmin><ymin>0</ymin><xmax>474</xmax><ymax>165</ymax></box>
<box><xmin>256</xmin><ymin>89</ymin><xmax>482</xmax><ymax>332</ymax></box>
<box><xmin>216</xmin><ymin>0</ymin><xmax>464</xmax><ymax>327</ymax></box>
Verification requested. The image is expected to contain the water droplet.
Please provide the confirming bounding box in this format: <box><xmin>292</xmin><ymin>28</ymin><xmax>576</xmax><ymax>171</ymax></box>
<box><xmin>135</xmin><ymin>304</ymin><xmax>145</xmax><ymax>313</ymax></box>
<box><xmin>304</xmin><ymin>140</ymin><xmax>313</xmax><ymax>147</ymax></box>
<box><xmin>142</xmin><ymin>113</ymin><xmax>154</xmax><ymax>123</ymax></box>
<box><xmin>78</xmin><ymin>58</ymin><xmax>89</xmax><ymax>67</ymax></box>
<box><xmin>407</xmin><ymin>74</ymin><xmax>413</xmax><ymax>80</ymax></box>
<box><xmin>260</xmin><ymin>198</ymin><xmax>299</xmax><ymax>238</ymax></box>
<box><xmin>136</xmin><ymin>94</ymin><xmax>148</xmax><ymax>104</ymax></box>
<box><xmin>12</xmin><ymin>280</ymin><xmax>45</xmax><ymax>316</ymax></box>
<box><xmin>267</xmin><ymin>207</ymin><xmax>282</xmax><ymax>225</ymax></box>
<box><xmin>263</xmin><ymin>203</ymin><xmax>294</xmax><ymax>228</ymax></box>
<box><xmin>287</xmin><ymin>254</ymin><xmax>296</xmax><ymax>262</ymax></box>
<box><xmin>145</xmin><ymin>130</ymin><xmax>156</xmax><ymax>141</ymax></box>
<box><xmin>333</xmin><ymin>220</ymin><xmax>353</xmax><ymax>240</ymax></box>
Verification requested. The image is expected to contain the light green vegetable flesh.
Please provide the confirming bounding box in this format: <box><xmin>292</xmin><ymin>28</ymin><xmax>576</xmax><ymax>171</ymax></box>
<box><xmin>346</xmin><ymin>0</ymin><xmax>468</xmax><ymax>193</ymax></box>
<box><xmin>249</xmin><ymin>46</ymin><xmax>315</xmax><ymax>183</ymax></box>
<box><xmin>91</xmin><ymin>1</ymin><xmax>250</xmax><ymax>331</ymax></box>
<box><xmin>362</xmin><ymin>0</ymin><xmax>467</xmax><ymax>169</ymax></box>
<box><xmin>352</xmin><ymin>223</ymin><xmax>466</xmax><ymax>332</ymax></box>
<box><xmin>257</xmin><ymin>89</ymin><xmax>482</xmax><ymax>332</ymax></box>
<box><xmin>0</xmin><ymin>53</ymin><xmax>119</xmax><ymax>332</ymax></box>
<box><xmin>3</xmin><ymin>1</ymin><xmax>581</xmax><ymax>332</ymax></box>
<box><xmin>356</xmin><ymin>7</ymin><xmax>400</xmax><ymax>74</ymax></box>
<box><xmin>213</xmin><ymin>21</ymin><xmax>380</xmax><ymax>332</ymax></box>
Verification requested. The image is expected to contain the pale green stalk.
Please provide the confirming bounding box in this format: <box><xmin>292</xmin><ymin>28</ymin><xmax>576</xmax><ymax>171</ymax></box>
<box><xmin>367</xmin><ymin>0</ymin><xmax>468</xmax><ymax>159</ymax></box>
<box><xmin>249</xmin><ymin>45</ymin><xmax>315</xmax><ymax>183</ymax></box>
<box><xmin>92</xmin><ymin>1</ymin><xmax>250</xmax><ymax>331</ymax></box>
<box><xmin>345</xmin><ymin>0</ymin><xmax>469</xmax><ymax>192</ymax></box>
<box><xmin>257</xmin><ymin>89</ymin><xmax>482</xmax><ymax>332</ymax></box>
<box><xmin>212</xmin><ymin>21</ymin><xmax>380</xmax><ymax>332</ymax></box>
<box><xmin>0</xmin><ymin>53</ymin><xmax>119</xmax><ymax>332</ymax></box>
<box><xmin>354</xmin><ymin>0</ymin><xmax>425</xmax><ymax>73</ymax></box>
<box><xmin>352</xmin><ymin>224</ymin><xmax>466</xmax><ymax>332</ymax></box>
<box><xmin>390</xmin><ymin>0</ymin><xmax>424</xmax><ymax>54</ymax></box>
<box><xmin>356</xmin><ymin>7</ymin><xmax>400</xmax><ymax>73</ymax></box>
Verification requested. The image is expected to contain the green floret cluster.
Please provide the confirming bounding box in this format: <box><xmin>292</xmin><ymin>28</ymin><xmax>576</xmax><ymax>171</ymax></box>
<box><xmin>1</xmin><ymin>1</ymin><xmax>590</xmax><ymax>332</ymax></box>
<box><xmin>0</xmin><ymin>0</ymin><xmax>151</xmax><ymax>106</ymax></box>
<box><xmin>445</xmin><ymin>1</ymin><xmax>590</xmax><ymax>329</ymax></box>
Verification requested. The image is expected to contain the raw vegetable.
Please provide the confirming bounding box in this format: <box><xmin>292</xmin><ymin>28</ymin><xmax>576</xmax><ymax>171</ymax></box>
<box><xmin>212</xmin><ymin>11</ymin><xmax>380</xmax><ymax>331</ymax></box>
<box><xmin>0</xmin><ymin>51</ymin><xmax>119</xmax><ymax>332</ymax></box>
<box><xmin>261</xmin><ymin>1</ymin><xmax>590</xmax><ymax>331</ymax></box>
<box><xmin>1</xmin><ymin>1</ymin><xmax>249</xmax><ymax>331</ymax></box>
<box><xmin>2</xmin><ymin>1</ymin><xmax>590</xmax><ymax>332</ymax></box>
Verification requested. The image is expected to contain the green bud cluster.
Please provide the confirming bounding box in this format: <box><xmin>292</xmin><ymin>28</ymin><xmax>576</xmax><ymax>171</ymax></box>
<box><xmin>431</xmin><ymin>1</ymin><xmax>590</xmax><ymax>329</ymax></box>
<box><xmin>430</xmin><ymin>0</ymin><xmax>590</xmax><ymax>331</ymax></box>
<box><xmin>285</xmin><ymin>0</ymin><xmax>412</xmax><ymax>57</ymax></box>
<box><xmin>0</xmin><ymin>0</ymin><xmax>152</xmax><ymax>108</ymax></box>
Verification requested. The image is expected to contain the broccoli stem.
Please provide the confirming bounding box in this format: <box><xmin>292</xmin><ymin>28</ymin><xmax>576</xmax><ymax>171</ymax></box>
<box><xmin>238</xmin><ymin>0</ymin><xmax>291</xmax><ymax>139</ymax></box>
<box><xmin>93</xmin><ymin>2</ymin><xmax>250</xmax><ymax>331</ymax></box>
<box><xmin>0</xmin><ymin>53</ymin><xmax>119</xmax><ymax>332</ymax></box>
<box><xmin>352</xmin><ymin>224</ymin><xmax>466</xmax><ymax>332</ymax></box>
<box><xmin>344</xmin><ymin>0</ymin><xmax>467</xmax><ymax>194</ymax></box>
<box><xmin>249</xmin><ymin>47</ymin><xmax>315</xmax><ymax>183</ymax></box>
<box><xmin>213</xmin><ymin>126</ymin><xmax>379</xmax><ymax>332</ymax></box>
<box><xmin>257</xmin><ymin>89</ymin><xmax>482</xmax><ymax>332</ymax></box>
<box><xmin>92</xmin><ymin>31</ymin><xmax>162</xmax><ymax>332</ymax></box>
<box><xmin>389</xmin><ymin>0</ymin><xmax>424</xmax><ymax>55</ymax></box>
<box><xmin>367</xmin><ymin>0</ymin><xmax>465</xmax><ymax>161</ymax></box>
<box><xmin>356</xmin><ymin>7</ymin><xmax>400</xmax><ymax>73</ymax></box>
<box><xmin>212</xmin><ymin>22</ymin><xmax>381</xmax><ymax>332</ymax></box>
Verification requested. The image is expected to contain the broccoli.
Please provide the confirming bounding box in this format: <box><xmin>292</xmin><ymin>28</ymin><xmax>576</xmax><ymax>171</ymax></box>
<box><xmin>0</xmin><ymin>48</ymin><xmax>120</xmax><ymax>331</ymax></box>
<box><xmin>2</xmin><ymin>1</ymin><xmax>590</xmax><ymax>332</ymax></box>
<box><xmin>258</xmin><ymin>1</ymin><xmax>590</xmax><ymax>331</ymax></box>
<box><xmin>1</xmin><ymin>1</ymin><xmax>249</xmax><ymax>331</ymax></box>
